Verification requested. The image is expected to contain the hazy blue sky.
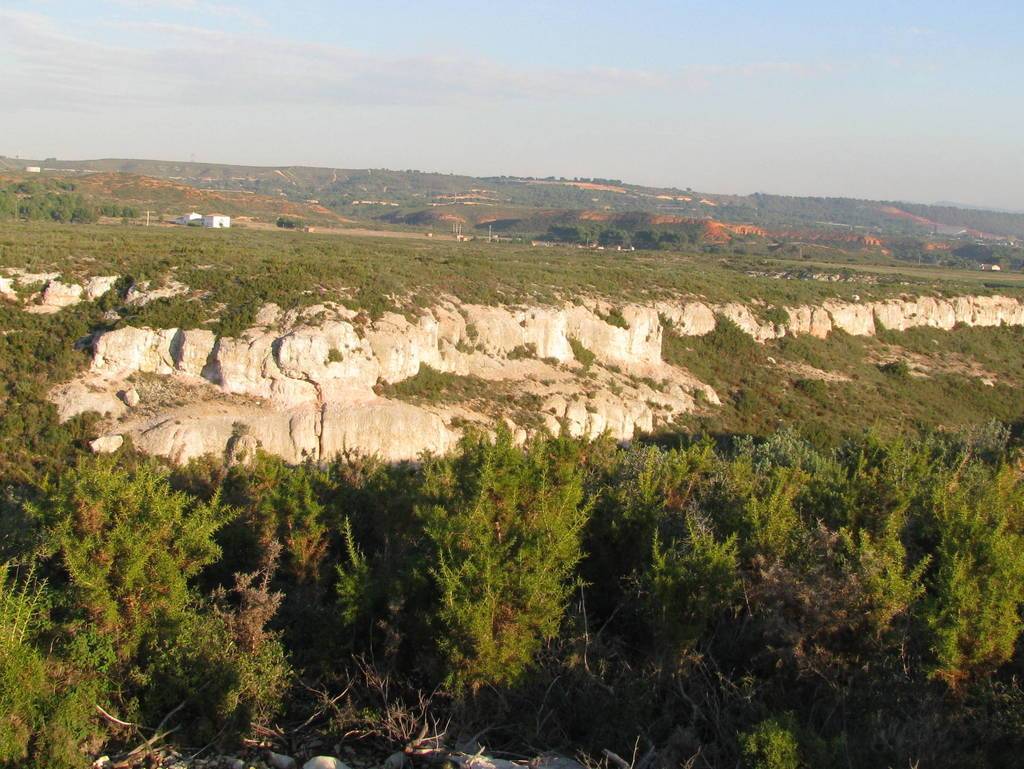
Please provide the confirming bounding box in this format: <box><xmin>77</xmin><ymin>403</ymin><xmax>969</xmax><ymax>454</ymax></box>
<box><xmin>2</xmin><ymin>1</ymin><xmax>1021</xmax><ymax>208</ymax></box>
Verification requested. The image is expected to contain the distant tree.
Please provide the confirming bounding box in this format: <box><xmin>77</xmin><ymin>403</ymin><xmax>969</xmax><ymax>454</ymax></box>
<box><xmin>598</xmin><ymin>228</ymin><xmax>627</xmax><ymax>247</ymax></box>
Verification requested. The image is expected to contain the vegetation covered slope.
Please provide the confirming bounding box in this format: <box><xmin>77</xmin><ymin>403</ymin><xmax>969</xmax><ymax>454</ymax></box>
<box><xmin>7</xmin><ymin>156</ymin><xmax>1024</xmax><ymax>238</ymax></box>
<box><xmin>1</xmin><ymin>219</ymin><xmax>1024</xmax><ymax>768</ymax></box>
<box><xmin>0</xmin><ymin>172</ymin><xmax>350</xmax><ymax>226</ymax></box>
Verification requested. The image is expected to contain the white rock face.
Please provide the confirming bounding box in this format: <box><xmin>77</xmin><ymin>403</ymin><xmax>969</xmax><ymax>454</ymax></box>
<box><xmin>521</xmin><ymin>306</ymin><xmax>574</xmax><ymax>361</ymax></box>
<box><xmin>823</xmin><ymin>301</ymin><xmax>876</xmax><ymax>336</ymax></box>
<box><xmin>303</xmin><ymin>758</ymin><xmax>351</xmax><ymax>769</ymax></box>
<box><xmin>89</xmin><ymin>435</ymin><xmax>124</xmax><ymax>453</ymax></box>
<box><xmin>6</xmin><ymin>269</ymin><xmax>60</xmax><ymax>286</ymax></box>
<box><xmin>784</xmin><ymin>305</ymin><xmax>833</xmax><ymax>339</ymax></box>
<box><xmin>92</xmin><ymin>327</ymin><xmax>179</xmax><ymax>376</ymax></box>
<box><xmin>26</xmin><ymin>280</ymin><xmax>85</xmax><ymax>314</ymax></box>
<box><xmin>366</xmin><ymin>313</ymin><xmax>444</xmax><ymax>383</ymax></box>
<box><xmin>463</xmin><ymin>305</ymin><xmax>524</xmax><ymax>355</ymax></box>
<box><xmin>118</xmin><ymin>388</ymin><xmax>140</xmax><ymax>407</ymax></box>
<box><xmin>174</xmin><ymin>329</ymin><xmax>217</xmax><ymax>376</ymax></box>
<box><xmin>84</xmin><ymin>276</ymin><xmax>119</xmax><ymax>300</ymax></box>
<box><xmin>1</xmin><ymin>273</ymin><xmax>117</xmax><ymax>309</ymax></box>
<box><xmin>542</xmin><ymin>391</ymin><xmax>657</xmax><ymax>441</ymax></box>
<box><xmin>658</xmin><ymin>301</ymin><xmax>717</xmax><ymax>336</ymax></box>
<box><xmin>126</xmin><ymin>280</ymin><xmax>189</xmax><ymax>306</ymax></box>
<box><xmin>715</xmin><ymin>303</ymin><xmax>784</xmax><ymax>343</ymax></box>
<box><xmin>321</xmin><ymin>401</ymin><xmax>454</xmax><ymax>460</ymax></box>
<box><xmin>564</xmin><ymin>304</ymin><xmax>662</xmax><ymax>368</ymax></box>
<box><xmin>51</xmin><ymin>380</ymin><xmax>126</xmax><ymax>422</ymax></box>
<box><xmin>50</xmin><ymin>292</ymin><xmax>1024</xmax><ymax>467</ymax></box>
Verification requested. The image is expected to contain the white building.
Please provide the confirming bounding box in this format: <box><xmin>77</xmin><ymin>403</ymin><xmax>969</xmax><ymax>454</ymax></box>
<box><xmin>173</xmin><ymin>212</ymin><xmax>203</xmax><ymax>225</ymax></box>
<box><xmin>202</xmin><ymin>214</ymin><xmax>231</xmax><ymax>229</ymax></box>
<box><xmin>25</xmin><ymin>166</ymin><xmax>41</xmax><ymax>173</ymax></box>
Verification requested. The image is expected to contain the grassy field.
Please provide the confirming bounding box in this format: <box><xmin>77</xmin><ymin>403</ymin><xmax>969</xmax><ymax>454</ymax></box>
<box><xmin>2</xmin><ymin>222</ymin><xmax>1018</xmax><ymax>334</ymax></box>
<box><xmin>776</xmin><ymin>255</ymin><xmax>1024</xmax><ymax>288</ymax></box>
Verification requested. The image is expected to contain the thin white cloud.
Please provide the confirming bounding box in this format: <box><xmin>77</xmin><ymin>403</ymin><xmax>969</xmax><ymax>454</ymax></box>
<box><xmin>0</xmin><ymin>9</ymin><xmax>837</xmax><ymax>114</ymax></box>
<box><xmin>106</xmin><ymin>0</ymin><xmax>267</xmax><ymax>26</ymax></box>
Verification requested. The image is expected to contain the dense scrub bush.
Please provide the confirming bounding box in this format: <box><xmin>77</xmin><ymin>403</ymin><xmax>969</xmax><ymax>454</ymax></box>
<box><xmin>28</xmin><ymin>458</ymin><xmax>229</xmax><ymax>659</ymax></box>
<box><xmin>2</xmin><ymin>458</ymin><xmax>292</xmax><ymax>767</ymax></box>
<box><xmin>0</xmin><ymin>564</ymin><xmax>50</xmax><ymax>764</ymax></box>
<box><xmin>740</xmin><ymin>715</ymin><xmax>803</xmax><ymax>769</ymax></box>
<box><xmin>924</xmin><ymin>462</ymin><xmax>1024</xmax><ymax>686</ymax></box>
<box><xmin>2</xmin><ymin>425</ymin><xmax>1024</xmax><ymax>766</ymax></box>
<box><xmin>418</xmin><ymin>431</ymin><xmax>588</xmax><ymax>690</ymax></box>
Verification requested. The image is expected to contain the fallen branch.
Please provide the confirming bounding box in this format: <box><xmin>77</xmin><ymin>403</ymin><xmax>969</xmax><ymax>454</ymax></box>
<box><xmin>95</xmin><ymin>705</ymin><xmax>138</xmax><ymax>730</ymax></box>
<box><xmin>111</xmin><ymin>701</ymin><xmax>187</xmax><ymax>765</ymax></box>
<box><xmin>602</xmin><ymin>750</ymin><xmax>632</xmax><ymax>769</ymax></box>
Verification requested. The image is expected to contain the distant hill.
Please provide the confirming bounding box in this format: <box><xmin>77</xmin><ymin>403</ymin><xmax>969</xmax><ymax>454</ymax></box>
<box><xmin>3</xmin><ymin>155</ymin><xmax>1024</xmax><ymax>239</ymax></box>
<box><xmin>0</xmin><ymin>165</ymin><xmax>350</xmax><ymax>225</ymax></box>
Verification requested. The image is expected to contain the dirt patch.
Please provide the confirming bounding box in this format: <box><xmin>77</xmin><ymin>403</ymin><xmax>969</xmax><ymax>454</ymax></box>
<box><xmin>870</xmin><ymin>344</ymin><xmax>1003</xmax><ymax>382</ymax></box>
<box><xmin>775</xmin><ymin>360</ymin><xmax>852</xmax><ymax>383</ymax></box>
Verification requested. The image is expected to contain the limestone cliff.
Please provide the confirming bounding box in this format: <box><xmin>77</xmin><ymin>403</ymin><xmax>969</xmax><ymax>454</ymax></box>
<box><xmin>47</xmin><ymin>291</ymin><xmax>1024</xmax><ymax>465</ymax></box>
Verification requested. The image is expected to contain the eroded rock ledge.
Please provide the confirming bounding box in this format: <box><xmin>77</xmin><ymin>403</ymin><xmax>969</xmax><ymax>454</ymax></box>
<box><xmin>51</xmin><ymin>293</ymin><xmax>1024</xmax><ymax>465</ymax></box>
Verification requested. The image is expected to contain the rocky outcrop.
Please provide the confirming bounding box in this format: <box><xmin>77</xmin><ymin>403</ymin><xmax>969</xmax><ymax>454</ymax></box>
<box><xmin>126</xmin><ymin>279</ymin><xmax>189</xmax><ymax>306</ymax></box>
<box><xmin>715</xmin><ymin>303</ymin><xmax>785</xmax><ymax>343</ymax></box>
<box><xmin>85</xmin><ymin>275</ymin><xmax>119</xmax><ymax>300</ymax></box>
<box><xmin>784</xmin><ymin>305</ymin><xmax>833</xmax><ymax>339</ymax></box>
<box><xmin>14</xmin><ymin>275</ymin><xmax>119</xmax><ymax>313</ymax></box>
<box><xmin>26</xmin><ymin>280</ymin><xmax>85</xmax><ymax>314</ymax></box>
<box><xmin>565</xmin><ymin>304</ymin><xmax>662</xmax><ymax>368</ymax></box>
<box><xmin>49</xmin><ymin>291</ymin><xmax>1024</xmax><ymax>466</ymax></box>
<box><xmin>89</xmin><ymin>435</ymin><xmax>124</xmax><ymax>454</ymax></box>
<box><xmin>821</xmin><ymin>300</ymin><xmax>876</xmax><ymax>336</ymax></box>
<box><xmin>541</xmin><ymin>391</ymin><xmax>655</xmax><ymax>439</ymax></box>
<box><xmin>657</xmin><ymin>301</ymin><xmax>716</xmax><ymax>336</ymax></box>
<box><xmin>92</xmin><ymin>327</ymin><xmax>180</xmax><ymax>376</ymax></box>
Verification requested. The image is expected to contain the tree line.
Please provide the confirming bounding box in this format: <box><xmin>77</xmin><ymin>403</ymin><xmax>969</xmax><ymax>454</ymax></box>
<box><xmin>0</xmin><ymin>181</ymin><xmax>138</xmax><ymax>224</ymax></box>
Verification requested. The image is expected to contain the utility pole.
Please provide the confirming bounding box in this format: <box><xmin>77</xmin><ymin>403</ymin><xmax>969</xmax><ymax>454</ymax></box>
<box><xmin>145</xmin><ymin>210</ymin><xmax>153</xmax><ymax>227</ymax></box>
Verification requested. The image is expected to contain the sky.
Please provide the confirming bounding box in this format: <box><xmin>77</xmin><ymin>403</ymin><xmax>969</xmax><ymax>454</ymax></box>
<box><xmin>1</xmin><ymin>1</ymin><xmax>1022</xmax><ymax>209</ymax></box>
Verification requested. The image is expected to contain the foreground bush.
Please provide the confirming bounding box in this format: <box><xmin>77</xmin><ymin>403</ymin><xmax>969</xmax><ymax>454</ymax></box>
<box><xmin>3</xmin><ymin>458</ymin><xmax>292</xmax><ymax>767</ymax></box>
<box><xmin>2</xmin><ymin>427</ymin><xmax>1024</xmax><ymax>767</ymax></box>
<box><xmin>419</xmin><ymin>432</ymin><xmax>588</xmax><ymax>690</ymax></box>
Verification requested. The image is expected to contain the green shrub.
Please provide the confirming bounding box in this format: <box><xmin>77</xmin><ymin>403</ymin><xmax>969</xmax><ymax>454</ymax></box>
<box><xmin>377</xmin><ymin>365</ymin><xmax>490</xmax><ymax>403</ymax></box>
<box><xmin>793</xmin><ymin>378</ymin><xmax>828</xmax><ymax>402</ymax></box>
<box><xmin>507</xmin><ymin>343</ymin><xmax>537</xmax><ymax>360</ymax></box>
<box><xmin>924</xmin><ymin>462</ymin><xmax>1024</xmax><ymax>687</ymax></box>
<box><xmin>568</xmin><ymin>337</ymin><xmax>596</xmax><ymax>369</ymax></box>
<box><xmin>29</xmin><ymin>457</ymin><xmax>229</xmax><ymax>660</ymax></box>
<box><xmin>878</xmin><ymin>359</ymin><xmax>911</xmax><ymax>378</ymax></box>
<box><xmin>761</xmin><ymin>305</ymin><xmax>790</xmax><ymax>326</ymax></box>
<box><xmin>599</xmin><ymin>307</ymin><xmax>629</xmax><ymax>328</ymax></box>
<box><xmin>419</xmin><ymin>431</ymin><xmax>588</xmax><ymax>690</ymax></box>
<box><xmin>146</xmin><ymin>605</ymin><xmax>290</xmax><ymax>742</ymax></box>
<box><xmin>737</xmin><ymin>465</ymin><xmax>809</xmax><ymax>563</ymax></box>
<box><xmin>645</xmin><ymin>515</ymin><xmax>739</xmax><ymax>655</ymax></box>
<box><xmin>229</xmin><ymin>454</ymin><xmax>332</xmax><ymax>584</ymax></box>
<box><xmin>741</xmin><ymin>715</ymin><xmax>803</xmax><ymax>769</ymax></box>
<box><xmin>0</xmin><ymin>564</ymin><xmax>50</xmax><ymax>764</ymax></box>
